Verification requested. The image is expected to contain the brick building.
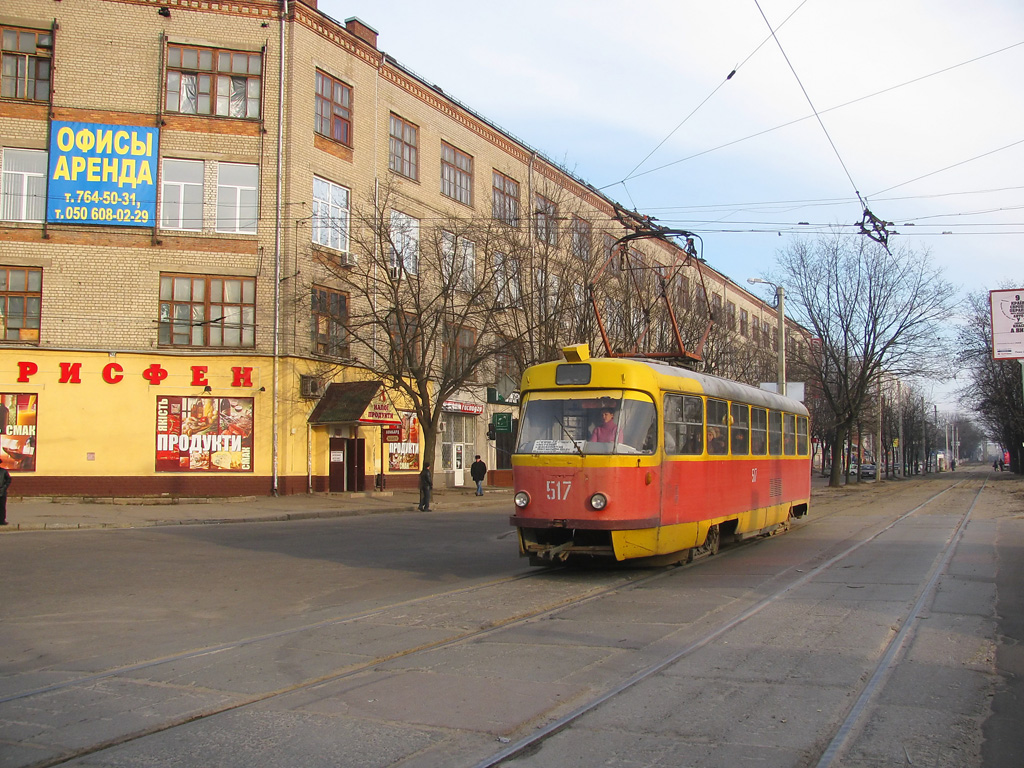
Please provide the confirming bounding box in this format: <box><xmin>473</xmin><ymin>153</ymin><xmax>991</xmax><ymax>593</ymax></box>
<box><xmin>0</xmin><ymin>0</ymin><xmax>798</xmax><ymax>497</ymax></box>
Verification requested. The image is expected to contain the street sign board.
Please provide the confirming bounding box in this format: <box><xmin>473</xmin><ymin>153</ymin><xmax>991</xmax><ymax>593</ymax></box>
<box><xmin>990</xmin><ymin>288</ymin><xmax>1024</xmax><ymax>360</ymax></box>
<box><xmin>493</xmin><ymin>412</ymin><xmax>512</xmax><ymax>433</ymax></box>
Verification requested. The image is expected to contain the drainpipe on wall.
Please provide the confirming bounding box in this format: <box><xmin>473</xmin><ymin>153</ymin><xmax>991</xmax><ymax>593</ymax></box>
<box><xmin>272</xmin><ymin>0</ymin><xmax>288</xmax><ymax>495</ymax></box>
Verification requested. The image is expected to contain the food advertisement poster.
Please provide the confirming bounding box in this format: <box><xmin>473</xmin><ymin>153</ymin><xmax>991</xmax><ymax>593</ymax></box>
<box><xmin>388</xmin><ymin>412</ymin><xmax>420</xmax><ymax>471</ymax></box>
<box><xmin>155</xmin><ymin>396</ymin><xmax>254</xmax><ymax>472</ymax></box>
<box><xmin>0</xmin><ymin>394</ymin><xmax>37</xmax><ymax>471</ymax></box>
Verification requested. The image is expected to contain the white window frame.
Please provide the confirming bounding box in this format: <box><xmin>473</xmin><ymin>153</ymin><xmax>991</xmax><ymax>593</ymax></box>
<box><xmin>160</xmin><ymin>158</ymin><xmax>204</xmax><ymax>231</ymax></box>
<box><xmin>216</xmin><ymin>162</ymin><xmax>258</xmax><ymax>234</ymax></box>
<box><xmin>389</xmin><ymin>210</ymin><xmax>419</xmax><ymax>277</ymax></box>
<box><xmin>494</xmin><ymin>252</ymin><xmax>520</xmax><ymax>306</ymax></box>
<box><xmin>1</xmin><ymin>148</ymin><xmax>46</xmax><ymax>222</ymax></box>
<box><xmin>441</xmin><ymin>230</ymin><xmax>476</xmax><ymax>293</ymax></box>
<box><xmin>312</xmin><ymin>175</ymin><xmax>350</xmax><ymax>253</ymax></box>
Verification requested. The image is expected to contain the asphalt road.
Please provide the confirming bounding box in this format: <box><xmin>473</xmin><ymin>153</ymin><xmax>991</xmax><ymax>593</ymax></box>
<box><xmin>1</xmin><ymin>470</ymin><xmax>1021</xmax><ymax>767</ymax></box>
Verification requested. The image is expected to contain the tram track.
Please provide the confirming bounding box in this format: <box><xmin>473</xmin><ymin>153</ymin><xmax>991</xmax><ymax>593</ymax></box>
<box><xmin>3</xmin><ymin>473</ymin><xmax>983</xmax><ymax>768</ymax></box>
<box><xmin>6</xmin><ymin>560</ymin><xmax>669</xmax><ymax>768</ymax></box>
<box><xmin>473</xmin><ymin>473</ymin><xmax>985</xmax><ymax>768</ymax></box>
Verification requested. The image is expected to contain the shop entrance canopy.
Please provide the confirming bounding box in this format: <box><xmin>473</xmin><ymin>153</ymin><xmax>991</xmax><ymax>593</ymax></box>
<box><xmin>307</xmin><ymin>381</ymin><xmax>402</xmax><ymax>426</ymax></box>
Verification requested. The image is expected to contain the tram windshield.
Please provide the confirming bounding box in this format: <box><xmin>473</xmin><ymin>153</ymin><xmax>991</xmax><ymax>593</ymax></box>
<box><xmin>515</xmin><ymin>391</ymin><xmax>657</xmax><ymax>455</ymax></box>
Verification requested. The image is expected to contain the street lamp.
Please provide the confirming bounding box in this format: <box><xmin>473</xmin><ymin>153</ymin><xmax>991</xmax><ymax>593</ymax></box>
<box><xmin>747</xmin><ymin>278</ymin><xmax>786</xmax><ymax>397</ymax></box>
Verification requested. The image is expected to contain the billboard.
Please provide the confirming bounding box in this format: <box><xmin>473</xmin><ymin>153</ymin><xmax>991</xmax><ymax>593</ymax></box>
<box><xmin>990</xmin><ymin>289</ymin><xmax>1024</xmax><ymax>360</ymax></box>
<box><xmin>0</xmin><ymin>394</ymin><xmax>37</xmax><ymax>472</ymax></box>
<box><xmin>156</xmin><ymin>396</ymin><xmax>254</xmax><ymax>472</ymax></box>
<box><xmin>47</xmin><ymin>121</ymin><xmax>160</xmax><ymax>227</ymax></box>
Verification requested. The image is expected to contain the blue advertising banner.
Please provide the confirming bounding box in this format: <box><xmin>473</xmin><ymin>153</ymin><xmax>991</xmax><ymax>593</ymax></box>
<box><xmin>46</xmin><ymin>121</ymin><xmax>160</xmax><ymax>227</ymax></box>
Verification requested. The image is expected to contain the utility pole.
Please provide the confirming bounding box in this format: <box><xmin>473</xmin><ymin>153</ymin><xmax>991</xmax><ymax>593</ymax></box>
<box><xmin>747</xmin><ymin>278</ymin><xmax>785</xmax><ymax>396</ymax></box>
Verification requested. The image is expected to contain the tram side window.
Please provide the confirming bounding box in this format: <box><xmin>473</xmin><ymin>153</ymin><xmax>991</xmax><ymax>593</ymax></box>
<box><xmin>768</xmin><ymin>410</ymin><xmax>783</xmax><ymax>455</ymax></box>
<box><xmin>751</xmin><ymin>408</ymin><xmax>767</xmax><ymax>455</ymax></box>
<box><xmin>664</xmin><ymin>393</ymin><xmax>703</xmax><ymax>455</ymax></box>
<box><xmin>797</xmin><ymin>415</ymin><xmax>809</xmax><ymax>455</ymax></box>
<box><xmin>706</xmin><ymin>398</ymin><xmax>729</xmax><ymax>455</ymax></box>
<box><xmin>783</xmin><ymin>413</ymin><xmax>796</xmax><ymax>455</ymax></box>
<box><xmin>730</xmin><ymin>403</ymin><xmax>749</xmax><ymax>455</ymax></box>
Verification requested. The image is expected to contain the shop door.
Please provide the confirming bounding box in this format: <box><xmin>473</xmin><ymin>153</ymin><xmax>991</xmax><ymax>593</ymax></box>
<box><xmin>328</xmin><ymin>438</ymin><xmax>346</xmax><ymax>492</ymax></box>
<box><xmin>346</xmin><ymin>437</ymin><xmax>365</xmax><ymax>491</ymax></box>
<box><xmin>453</xmin><ymin>443</ymin><xmax>465</xmax><ymax>486</ymax></box>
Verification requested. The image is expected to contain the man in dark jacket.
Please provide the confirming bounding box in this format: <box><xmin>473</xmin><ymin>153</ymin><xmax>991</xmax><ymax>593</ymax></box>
<box><xmin>418</xmin><ymin>462</ymin><xmax>433</xmax><ymax>511</ymax></box>
<box><xmin>0</xmin><ymin>466</ymin><xmax>11</xmax><ymax>525</ymax></box>
<box><xmin>470</xmin><ymin>455</ymin><xmax>487</xmax><ymax>496</ymax></box>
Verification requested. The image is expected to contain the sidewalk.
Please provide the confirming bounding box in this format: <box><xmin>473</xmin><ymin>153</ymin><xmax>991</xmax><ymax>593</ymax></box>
<box><xmin>0</xmin><ymin>487</ymin><xmax>514</xmax><ymax>532</ymax></box>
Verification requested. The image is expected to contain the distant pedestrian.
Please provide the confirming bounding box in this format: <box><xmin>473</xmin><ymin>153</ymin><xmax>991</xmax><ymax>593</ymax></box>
<box><xmin>418</xmin><ymin>462</ymin><xmax>433</xmax><ymax>511</ymax></box>
<box><xmin>994</xmin><ymin>459</ymin><xmax>999</xmax><ymax>471</ymax></box>
<box><xmin>0</xmin><ymin>466</ymin><xmax>11</xmax><ymax>525</ymax></box>
<box><xmin>470</xmin><ymin>455</ymin><xmax>487</xmax><ymax>496</ymax></box>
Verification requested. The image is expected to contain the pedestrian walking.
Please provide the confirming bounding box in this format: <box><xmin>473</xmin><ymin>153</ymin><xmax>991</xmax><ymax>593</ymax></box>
<box><xmin>418</xmin><ymin>462</ymin><xmax>433</xmax><ymax>511</ymax></box>
<box><xmin>470</xmin><ymin>455</ymin><xmax>487</xmax><ymax>496</ymax></box>
<box><xmin>0</xmin><ymin>466</ymin><xmax>11</xmax><ymax>525</ymax></box>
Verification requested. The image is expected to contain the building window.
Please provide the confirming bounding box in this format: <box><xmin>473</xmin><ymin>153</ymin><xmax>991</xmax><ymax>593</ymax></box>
<box><xmin>535</xmin><ymin>194</ymin><xmax>558</xmax><ymax>246</ymax></box>
<box><xmin>1</xmin><ymin>26</ymin><xmax>51</xmax><ymax>102</ymax></box>
<box><xmin>389</xmin><ymin>210</ymin><xmax>419</xmax><ymax>277</ymax></box>
<box><xmin>165</xmin><ymin>44</ymin><xmax>261</xmax><ymax>119</ymax></box>
<box><xmin>160</xmin><ymin>158</ymin><xmax>204</xmax><ymax>231</ymax></box>
<box><xmin>312</xmin><ymin>176</ymin><xmax>349</xmax><ymax>253</ymax></box>
<box><xmin>740</xmin><ymin>308</ymin><xmax>749</xmax><ymax>337</ymax></box>
<box><xmin>493</xmin><ymin>339</ymin><xmax>519</xmax><ymax>386</ymax></box>
<box><xmin>0</xmin><ymin>267</ymin><xmax>41</xmax><ymax>343</ymax></box>
<box><xmin>571</xmin><ymin>216</ymin><xmax>591</xmax><ymax>260</ymax></box>
<box><xmin>1</xmin><ymin>148</ymin><xmax>46</xmax><ymax>222</ymax></box>
<box><xmin>388</xmin><ymin>311</ymin><xmax>421</xmax><ymax>369</ymax></box>
<box><xmin>441</xmin><ymin>231</ymin><xmax>475</xmax><ymax>292</ymax></box>
<box><xmin>388</xmin><ymin>114</ymin><xmax>418</xmax><ymax>180</ymax></box>
<box><xmin>444</xmin><ymin>325</ymin><xmax>476</xmax><ymax>381</ymax></box>
<box><xmin>311</xmin><ymin>286</ymin><xmax>348</xmax><ymax>357</ymax></box>
<box><xmin>315</xmin><ymin>70</ymin><xmax>352</xmax><ymax>145</ymax></box>
<box><xmin>440</xmin><ymin>142</ymin><xmax>472</xmax><ymax>206</ymax></box>
<box><xmin>727</xmin><ymin>301</ymin><xmax>736</xmax><ymax>332</ymax></box>
<box><xmin>158</xmin><ymin>274</ymin><xmax>255</xmax><ymax>347</ymax></box>
<box><xmin>492</xmin><ymin>171</ymin><xmax>519</xmax><ymax>226</ymax></box>
<box><xmin>216</xmin><ymin>163</ymin><xmax>258</xmax><ymax>234</ymax></box>
<box><xmin>494</xmin><ymin>252</ymin><xmax>520</xmax><ymax>306</ymax></box>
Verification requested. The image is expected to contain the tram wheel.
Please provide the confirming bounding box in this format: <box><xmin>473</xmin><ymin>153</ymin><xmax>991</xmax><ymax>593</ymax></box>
<box><xmin>691</xmin><ymin>524</ymin><xmax>721</xmax><ymax>560</ymax></box>
<box><xmin>704</xmin><ymin>524</ymin><xmax>720</xmax><ymax>556</ymax></box>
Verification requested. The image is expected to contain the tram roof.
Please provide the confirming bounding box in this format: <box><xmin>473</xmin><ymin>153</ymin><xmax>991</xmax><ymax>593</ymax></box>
<box><xmin>524</xmin><ymin>356</ymin><xmax>808</xmax><ymax>416</ymax></box>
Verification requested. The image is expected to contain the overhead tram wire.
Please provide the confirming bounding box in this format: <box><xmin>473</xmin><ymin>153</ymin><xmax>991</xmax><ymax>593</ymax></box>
<box><xmin>602</xmin><ymin>0</ymin><xmax>812</xmax><ymax>194</ymax></box>
<box><xmin>613</xmin><ymin>38</ymin><xmax>1024</xmax><ymax>188</ymax></box>
<box><xmin>870</xmin><ymin>137</ymin><xmax>1024</xmax><ymax>197</ymax></box>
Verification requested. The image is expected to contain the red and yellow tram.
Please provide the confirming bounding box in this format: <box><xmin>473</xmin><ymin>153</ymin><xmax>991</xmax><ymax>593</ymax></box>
<box><xmin>510</xmin><ymin>345</ymin><xmax>811</xmax><ymax>565</ymax></box>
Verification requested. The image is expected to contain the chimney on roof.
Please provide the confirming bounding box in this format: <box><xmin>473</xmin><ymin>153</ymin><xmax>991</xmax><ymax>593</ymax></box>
<box><xmin>345</xmin><ymin>17</ymin><xmax>378</xmax><ymax>49</ymax></box>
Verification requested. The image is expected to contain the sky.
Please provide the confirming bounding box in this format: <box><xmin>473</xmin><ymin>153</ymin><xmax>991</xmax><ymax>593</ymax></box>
<box><xmin>319</xmin><ymin>0</ymin><xmax>1024</xmax><ymax>409</ymax></box>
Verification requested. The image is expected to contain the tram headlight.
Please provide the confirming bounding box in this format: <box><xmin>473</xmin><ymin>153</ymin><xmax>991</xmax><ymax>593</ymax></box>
<box><xmin>514</xmin><ymin>491</ymin><xmax>530</xmax><ymax>509</ymax></box>
<box><xmin>590</xmin><ymin>492</ymin><xmax>608</xmax><ymax>510</ymax></box>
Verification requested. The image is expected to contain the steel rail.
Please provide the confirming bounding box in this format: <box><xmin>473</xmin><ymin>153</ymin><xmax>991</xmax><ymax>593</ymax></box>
<box><xmin>472</xmin><ymin>477</ymin><xmax>974</xmax><ymax>768</ymax></box>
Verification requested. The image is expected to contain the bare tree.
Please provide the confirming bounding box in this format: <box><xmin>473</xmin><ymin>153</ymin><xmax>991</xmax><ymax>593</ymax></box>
<box><xmin>775</xmin><ymin>234</ymin><xmax>957</xmax><ymax>487</ymax></box>
<box><xmin>316</xmin><ymin>180</ymin><xmax>520</xmax><ymax>465</ymax></box>
<box><xmin>956</xmin><ymin>291</ymin><xmax>1024</xmax><ymax>472</ymax></box>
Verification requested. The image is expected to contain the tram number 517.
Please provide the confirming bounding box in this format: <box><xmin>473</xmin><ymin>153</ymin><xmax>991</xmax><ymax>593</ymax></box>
<box><xmin>546</xmin><ymin>480</ymin><xmax>572</xmax><ymax>501</ymax></box>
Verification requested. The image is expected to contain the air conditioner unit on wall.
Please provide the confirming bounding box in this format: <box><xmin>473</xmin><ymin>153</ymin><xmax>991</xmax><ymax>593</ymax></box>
<box><xmin>338</xmin><ymin>252</ymin><xmax>358</xmax><ymax>266</ymax></box>
<box><xmin>300</xmin><ymin>375</ymin><xmax>323</xmax><ymax>399</ymax></box>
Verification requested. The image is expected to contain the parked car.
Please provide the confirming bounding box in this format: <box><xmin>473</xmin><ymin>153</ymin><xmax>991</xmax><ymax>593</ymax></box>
<box><xmin>860</xmin><ymin>463</ymin><xmax>877</xmax><ymax>479</ymax></box>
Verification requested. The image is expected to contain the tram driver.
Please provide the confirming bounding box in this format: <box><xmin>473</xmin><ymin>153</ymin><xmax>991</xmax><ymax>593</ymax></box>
<box><xmin>590</xmin><ymin>406</ymin><xmax>618</xmax><ymax>443</ymax></box>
